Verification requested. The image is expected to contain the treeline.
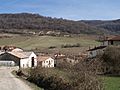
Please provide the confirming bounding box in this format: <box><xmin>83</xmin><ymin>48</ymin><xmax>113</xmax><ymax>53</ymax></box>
<box><xmin>0</xmin><ymin>13</ymin><xmax>105</xmax><ymax>35</ymax></box>
<box><xmin>82</xmin><ymin>20</ymin><xmax>120</xmax><ymax>34</ymax></box>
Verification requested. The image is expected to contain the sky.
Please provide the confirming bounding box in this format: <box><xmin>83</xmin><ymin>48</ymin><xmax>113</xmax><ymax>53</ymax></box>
<box><xmin>0</xmin><ymin>0</ymin><xmax>120</xmax><ymax>20</ymax></box>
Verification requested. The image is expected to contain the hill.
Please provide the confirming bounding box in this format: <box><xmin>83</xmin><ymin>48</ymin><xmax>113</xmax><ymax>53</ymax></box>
<box><xmin>0</xmin><ymin>13</ymin><xmax>106</xmax><ymax>35</ymax></box>
<box><xmin>81</xmin><ymin>20</ymin><xmax>120</xmax><ymax>34</ymax></box>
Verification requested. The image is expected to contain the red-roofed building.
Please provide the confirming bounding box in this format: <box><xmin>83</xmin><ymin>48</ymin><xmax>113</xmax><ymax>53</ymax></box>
<box><xmin>103</xmin><ymin>36</ymin><xmax>120</xmax><ymax>46</ymax></box>
<box><xmin>37</xmin><ymin>56</ymin><xmax>54</xmax><ymax>68</ymax></box>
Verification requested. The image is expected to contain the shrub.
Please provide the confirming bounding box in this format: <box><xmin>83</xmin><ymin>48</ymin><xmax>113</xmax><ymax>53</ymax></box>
<box><xmin>61</xmin><ymin>43</ymin><xmax>81</xmax><ymax>48</ymax></box>
<box><xmin>48</xmin><ymin>46</ymin><xmax>56</xmax><ymax>49</ymax></box>
<box><xmin>27</xmin><ymin>60</ymin><xmax>103</xmax><ymax>90</ymax></box>
<box><xmin>101</xmin><ymin>46</ymin><xmax>120</xmax><ymax>74</ymax></box>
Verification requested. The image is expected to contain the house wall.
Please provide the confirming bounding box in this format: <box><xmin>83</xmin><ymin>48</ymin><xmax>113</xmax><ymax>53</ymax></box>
<box><xmin>88</xmin><ymin>49</ymin><xmax>104</xmax><ymax>58</ymax></box>
<box><xmin>112</xmin><ymin>41</ymin><xmax>120</xmax><ymax>45</ymax></box>
<box><xmin>103</xmin><ymin>41</ymin><xmax>109</xmax><ymax>46</ymax></box>
<box><xmin>20</xmin><ymin>52</ymin><xmax>37</xmax><ymax>68</ymax></box>
<box><xmin>88</xmin><ymin>50</ymin><xmax>97</xmax><ymax>58</ymax></box>
<box><xmin>28</xmin><ymin>52</ymin><xmax>37</xmax><ymax>67</ymax></box>
<box><xmin>42</xmin><ymin>58</ymin><xmax>54</xmax><ymax>68</ymax></box>
<box><xmin>20</xmin><ymin>58</ymin><xmax>29</xmax><ymax>68</ymax></box>
<box><xmin>104</xmin><ymin>40</ymin><xmax>120</xmax><ymax>46</ymax></box>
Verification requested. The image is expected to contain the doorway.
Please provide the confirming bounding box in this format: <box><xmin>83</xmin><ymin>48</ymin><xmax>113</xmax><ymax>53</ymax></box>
<box><xmin>111</xmin><ymin>41</ymin><xmax>113</xmax><ymax>45</ymax></box>
<box><xmin>31</xmin><ymin>57</ymin><xmax>34</xmax><ymax>67</ymax></box>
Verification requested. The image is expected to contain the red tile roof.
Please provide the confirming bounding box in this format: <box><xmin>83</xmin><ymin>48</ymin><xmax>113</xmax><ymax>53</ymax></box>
<box><xmin>107</xmin><ymin>36</ymin><xmax>120</xmax><ymax>41</ymax></box>
<box><xmin>37</xmin><ymin>56</ymin><xmax>52</xmax><ymax>62</ymax></box>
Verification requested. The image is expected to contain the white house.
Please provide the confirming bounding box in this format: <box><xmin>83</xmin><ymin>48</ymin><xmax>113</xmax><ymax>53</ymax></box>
<box><xmin>37</xmin><ymin>56</ymin><xmax>54</xmax><ymax>68</ymax></box>
<box><xmin>0</xmin><ymin>51</ymin><xmax>37</xmax><ymax>68</ymax></box>
<box><xmin>87</xmin><ymin>46</ymin><xmax>106</xmax><ymax>58</ymax></box>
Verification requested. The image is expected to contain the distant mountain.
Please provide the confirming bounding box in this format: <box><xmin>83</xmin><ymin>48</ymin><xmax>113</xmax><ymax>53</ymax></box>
<box><xmin>0</xmin><ymin>13</ymin><xmax>107</xmax><ymax>35</ymax></box>
<box><xmin>81</xmin><ymin>20</ymin><xmax>120</xmax><ymax>34</ymax></box>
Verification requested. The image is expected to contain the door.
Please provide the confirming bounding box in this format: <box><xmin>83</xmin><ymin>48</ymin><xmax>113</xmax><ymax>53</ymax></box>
<box><xmin>111</xmin><ymin>41</ymin><xmax>113</xmax><ymax>45</ymax></box>
<box><xmin>31</xmin><ymin>57</ymin><xmax>34</xmax><ymax>67</ymax></box>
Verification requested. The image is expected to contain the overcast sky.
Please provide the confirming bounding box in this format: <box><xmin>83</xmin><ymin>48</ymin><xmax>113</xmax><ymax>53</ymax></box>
<box><xmin>0</xmin><ymin>0</ymin><xmax>120</xmax><ymax>20</ymax></box>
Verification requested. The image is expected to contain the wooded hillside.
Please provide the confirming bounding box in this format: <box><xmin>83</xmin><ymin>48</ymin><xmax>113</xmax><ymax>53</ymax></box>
<box><xmin>82</xmin><ymin>20</ymin><xmax>120</xmax><ymax>34</ymax></box>
<box><xmin>0</xmin><ymin>13</ymin><xmax>107</xmax><ymax>35</ymax></box>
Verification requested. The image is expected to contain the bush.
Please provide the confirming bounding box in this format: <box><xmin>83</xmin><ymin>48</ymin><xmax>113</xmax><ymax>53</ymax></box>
<box><xmin>27</xmin><ymin>60</ymin><xmax>103</xmax><ymax>90</ymax></box>
<box><xmin>48</xmin><ymin>46</ymin><xmax>56</xmax><ymax>49</ymax></box>
<box><xmin>61</xmin><ymin>43</ymin><xmax>81</xmax><ymax>48</ymax></box>
<box><xmin>101</xmin><ymin>46</ymin><xmax>120</xmax><ymax>74</ymax></box>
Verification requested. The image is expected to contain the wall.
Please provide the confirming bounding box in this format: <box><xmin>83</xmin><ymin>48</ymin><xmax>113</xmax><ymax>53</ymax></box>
<box><xmin>88</xmin><ymin>49</ymin><xmax>104</xmax><ymax>58</ymax></box>
<box><xmin>113</xmin><ymin>41</ymin><xmax>120</xmax><ymax>45</ymax></box>
<box><xmin>20</xmin><ymin>52</ymin><xmax>37</xmax><ymax>68</ymax></box>
<box><xmin>103</xmin><ymin>41</ymin><xmax>109</xmax><ymax>46</ymax></box>
<box><xmin>42</xmin><ymin>58</ymin><xmax>54</xmax><ymax>68</ymax></box>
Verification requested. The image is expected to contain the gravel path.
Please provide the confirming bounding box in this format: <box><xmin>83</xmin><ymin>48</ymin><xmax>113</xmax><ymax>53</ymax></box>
<box><xmin>0</xmin><ymin>67</ymin><xmax>33</xmax><ymax>90</ymax></box>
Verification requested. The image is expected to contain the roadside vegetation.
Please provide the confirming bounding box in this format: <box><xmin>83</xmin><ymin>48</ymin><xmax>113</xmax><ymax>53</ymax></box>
<box><xmin>94</xmin><ymin>46</ymin><xmax>120</xmax><ymax>90</ymax></box>
<box><xmin>26</xmin><ymin>61</ymin><xmax>103</xmax><ymax>90</ymax></box>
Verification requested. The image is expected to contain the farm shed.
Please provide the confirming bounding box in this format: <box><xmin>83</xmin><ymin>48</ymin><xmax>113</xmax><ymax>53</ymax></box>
<box><xmin>0</xmin><ymin>51</ymin><xmax>37</xmax><ymax>68</ymax></box>
<box><xmin>103</xmin><ymin>36</ymin><xmax>120</xmax><ymax>46</ymax></box>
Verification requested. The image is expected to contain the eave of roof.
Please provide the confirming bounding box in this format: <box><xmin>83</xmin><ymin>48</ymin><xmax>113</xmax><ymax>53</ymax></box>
<box><xmin>37</xmin><ymin>56</ymin><xmax>52</xmax><ymax>62</ymax></box>
<box><xmin>105</xmin><ymin>36</ymin><xmax>120</xmax><ymax>41</ymax></box>
<box><xmin>87</xmin><ymin>46</ymin><xmax>107</xmax><ymax>51</ymax></box>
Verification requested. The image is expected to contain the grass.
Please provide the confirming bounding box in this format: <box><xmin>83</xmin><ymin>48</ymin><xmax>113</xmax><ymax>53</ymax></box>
<box><xmin>0</xmin><ymin>35</ymin><xmax>100</xmax><ymax>50</ymax></box>
<box><xmin>104</xmin><ymin>76</ymin><xmax>120</xmax><ymax>90</ymax></box>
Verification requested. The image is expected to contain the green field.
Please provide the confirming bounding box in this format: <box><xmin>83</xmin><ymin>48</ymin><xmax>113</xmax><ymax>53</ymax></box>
<box><xmin>0</xmin><ymin>35</ymin><xmax>100</xmax><ymax>50</ymax></box>
<box><xmin>104</xmin><ymin>76</ymin><xmax>120</xmax><ymax>90</ymax></box>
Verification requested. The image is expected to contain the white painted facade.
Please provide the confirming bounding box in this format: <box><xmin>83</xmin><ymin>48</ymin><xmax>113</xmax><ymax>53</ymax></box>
<box><xmin>103</xmin><ymin>41</ymin><xmax>109</xmax><ymax>46</ymax></box>
<box><xmin>41</xmin><ymin>57</ymin><xmax>54</xmax><ymax>68</ymax></box>
<box><xmin>20</xmin><ymin>52</ymin><xmax>37</xmax><ymax>68</ymax></box>
<box><xmin>88</xmin><ymin>48</ymin><xmax>105</xmax><ymax>58</ymax></box>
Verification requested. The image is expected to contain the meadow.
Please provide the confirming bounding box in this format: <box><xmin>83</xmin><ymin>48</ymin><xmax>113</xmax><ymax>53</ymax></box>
<box><xmin>0</xmin><ymin>35</ymin><xmax>100</xmax><ymax>50</ymax></box>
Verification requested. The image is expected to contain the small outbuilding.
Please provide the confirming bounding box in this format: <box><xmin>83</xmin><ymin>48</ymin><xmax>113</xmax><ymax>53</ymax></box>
<box><xmin>87</xmin><ymin>46</ymin><xmax>106</xmax><ymax>58</ymax></box>
<box><xmin>37</xmin><ymin>56</ymin><xmax>54</xmax><ymax>68</ymax></box>
<box><xmin>103</xmin><ymin>36</ymin><xmax>120</xmax><ymax>46</ymax></box>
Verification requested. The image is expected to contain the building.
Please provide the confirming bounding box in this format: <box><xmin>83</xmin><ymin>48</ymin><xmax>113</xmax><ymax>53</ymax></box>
<box><xmin>87</xmin><ymin>46</ymin><xmax>106</xmax><ymax>58</ymax></box>
<box><xmin>103</xmin><ymin>36</ymin><xmax>120</xmax><ymax>46</ymax></box>
<box><xmin>0</xmin><ymin>51</ymin><xmax>37</xmax><ymax>68</ymax></box>
<box><xmin>37</xmin><ymin>56</ymin><xmax>54</xmax><ymax>68</ymax></box>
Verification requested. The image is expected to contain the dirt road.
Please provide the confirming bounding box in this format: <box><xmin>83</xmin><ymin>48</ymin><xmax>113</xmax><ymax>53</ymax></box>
<box><xmin>0</xmin><ymin>67</ymin><xmax>33</xmax><ymax>90</ymax></box>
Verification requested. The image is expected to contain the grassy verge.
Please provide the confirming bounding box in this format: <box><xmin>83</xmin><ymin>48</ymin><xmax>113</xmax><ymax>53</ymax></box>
<box><xmin>12</xmin><ymin>70</ymin><xmax>44</xmax><ymax>90</ymax></box>
<box><xmin>103</xmin><ymin>76</ymin><xmax>120</xmax><ymax>90</ymax></box>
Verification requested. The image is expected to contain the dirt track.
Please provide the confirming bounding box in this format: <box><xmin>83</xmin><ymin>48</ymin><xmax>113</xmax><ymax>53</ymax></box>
<box><xmin>0</xmin><ymin>67</ymin><xmax>33</xmax><ymax>90</ymax></box>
